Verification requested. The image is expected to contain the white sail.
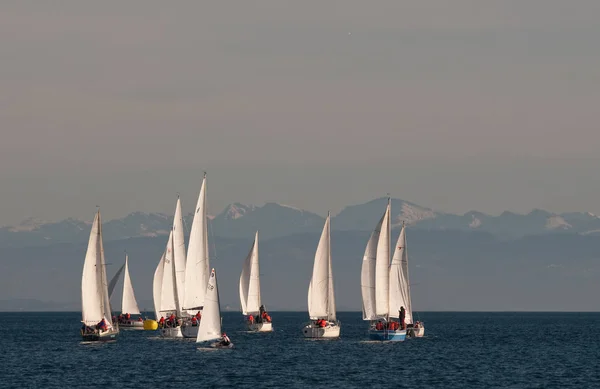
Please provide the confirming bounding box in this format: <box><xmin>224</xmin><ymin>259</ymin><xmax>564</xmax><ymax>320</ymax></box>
<box><xmin>361</xmin><ymin>210</ymin><xmax>385</xmax><ymax>320</ymax></box>
<box><xmin>389</xmin><ymin>225</ymin><xmax>410</xmax><ymax>319</ymax></box>
<box><xmin>81</xmin><ymin>212</ymin><xmax>103</xmax><ymax>325</ymax></box>
<box><xmin>160</xmin><ymin>231</ymin><xmax>178</xmax><ymax>314</ymax></box>
<box><xmin>122</xmin><ymin>255</ymin><xmax>141</xmax><ymax>315</ymax></box>
<box><xmin>196</xmin><ymin>268</ymin><xmax>222</xmax><ymax>343</ymax></box>
<box><xmin>108</xmin><ymin>263</ymin><xmax>125</xmax><ymax>299</ymax></box>
<box><xmin>153</xmin><ymin>250</ymin><xmax>165</xmax><ymax>320</ymax></box>
<box><xmin>183</xmin><ymin>175</ymin><xmax>210</xmax><ymax>314</ymax></box>
<box><xmin>239</xmin><ymin>231</ymin><xmax>261</xmax><ymax>315</ymax></box>
<box><xmin>81</xmin><ymin>211</ymin><xmax>113</xmax><ymax>326</ymax></box>
<box><xmin>97</xmin><ymin>213</ymin><xmax>113</xmax><ymax>326</ymax></box>
<box><xmin>375</xmin><ymin>201</ymin><xmax>391</xmax><ymax>317</ymax></box>
<box><xmin>172</xmin><ymin>197</ymin><xmax>187</xmax><ymax>312</ymax></box>
<box><xmin>308</xmin><ymin>214</ymin><xmax>331</xmax><ymax>320</ymax></box>
<box><xmin>398</xmin><ymin>226</ymin><xmax>413</xmax><ymax>324</ymax></box>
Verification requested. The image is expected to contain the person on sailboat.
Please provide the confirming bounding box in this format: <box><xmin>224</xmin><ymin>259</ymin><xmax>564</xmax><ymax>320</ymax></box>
<box><xmin>220</xmin><ymin>333</ymin><xmax>231</xmax><ymax>346</ymax></box>
<box><xmin>247</xmin><ymin>315</ymin><xmax>254</xmax><ymax>324</ymax></box>
<box><xmin>97</xmin><ymin>318</ymin><xmax>107</xmax><ymax>332</ymax></box>
<box><xmin>158</xmin><ymin>316</ymin><xmax>165</xmax><ymax>328</ymax></box>
<box><xmin>399</xmin><ymin>306</ymin><xmax>406</xmax><ymax>330</ymax></box>
<box><xmin>258</xmin><ymin>305</ymin><xmax>271</xmax><ymax>323</ymax></box>
<box><xmin>167</xmin><ymin>313</ymin><xmax>176</xmax><ymax>327</ymax></box>
<box><xmin>191</xmin><ymin>316</ymin><xmax>198</xmax><ymax>326</ymax></box>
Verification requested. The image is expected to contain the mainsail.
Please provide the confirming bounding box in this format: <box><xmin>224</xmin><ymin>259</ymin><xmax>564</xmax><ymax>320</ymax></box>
<box><xmin>122</xmin><ymin>255</ymin><xmax>141</xmax><ymax>315</ymax></box>
<box><xmin>81</xmin><ymin>211</ymin><xmax>113</xmax><ymax>327</ymax></box>
<box><xmin>239</xmin><ymin>231</ymin><xmax>261</xmax><ymax>315</ymax></box>
<box><xmin>361</xmin><ymin>209</ymin><xmax>385</xmax><ymax>320</ymax></box>
<box><xmin>196</xmin><ymin>268</ymin><xmax>222</xmax><ymax>343</ymax></box>
<box><xmin>172</xmin><ymin>197</ymin><xmax>187</xmax><ymax>312</ymax></box>
<box><xmin>308</xmin><ymin>213</ymin><xmax>336</xmax><ymax>321</ymax></box>
<box><xmin>183</xmin><ymin>174</ymin><xmax>210</xmax><ymax>314</ymax></box>
<box><xmin>375</xmin><ymin>201</ymin><xmax>391</xmax><ymax>317</ymax></box>
<box><xmin>389</xmin><ymin>225</ymin><xmax>410</xmax><ymax>319</ymax></box>
<box><xmin>398</xmin><ymin>226</ymin><xmax>413</xmax><ymax>324</ymax></box>
<box><xmin>160</xmin><ymin>231</ymin><xmax>179</xmax><ymax>315</ymax></box>
<box><xmin>106</xmin><ymin>255</ymin><xmax>141</xmax><ymax>315</ymax></box>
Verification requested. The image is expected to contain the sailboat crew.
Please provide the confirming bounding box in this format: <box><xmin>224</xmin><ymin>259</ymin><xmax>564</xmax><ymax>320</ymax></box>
<box><xmin>220</xmin><ymin>333</ymin><xmax>231</xmax><ymax>346</ymax></box>
<box><xmin>258</xmin><ymin>305</ymin><xmax>272</xmax><ymax>323</ymax></box>
<box><xmin>399</xmin><ymin>306</ymin><xmax>406</xmax><ymax>330</ymax></box>
<box><xmin>97</xmin><ymin>318</ymin><xmax>107</xmax><ymax>332</ymax></box>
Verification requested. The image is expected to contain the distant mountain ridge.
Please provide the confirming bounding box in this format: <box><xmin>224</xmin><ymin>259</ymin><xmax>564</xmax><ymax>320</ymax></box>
<box><xmin>1</xmin><ymin>198</ymin><xmax>600</xmax><ymax>248</ymax></box>
<box><xmin>3</xmin><ymin>229</ymin><xmax>600</xmax><ymax>311</ymax></box>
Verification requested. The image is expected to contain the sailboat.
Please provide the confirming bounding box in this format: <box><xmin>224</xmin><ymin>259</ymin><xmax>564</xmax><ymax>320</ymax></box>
<box><xmin>80</xmin><ymin>210</ymin><xmax>118</xmax><ymax>341</ymax></box>
<box><xmin>361</xmin><ymin>198</ymin><xmax>407</xmax><ymax>341</ymax></box>
<box><xmin>107</xmin><ymin>254</ymin><xmax>144</xmax><ymax>329</ymax></box>
<box><xmin>181</xmin><ymin>174</ymin><xmax>210</xmax><ymax>338</ymax></box>
<box><xmin>155</xmin><ymin>230</ymin><xmax>183</xmax><ymax>337</ymax></box>
<box><xmin>302</xmin><ymin>213</ymin><xmax>340</xmax><ymax>338</ymax></box>
<box><xmin>392</xmin><ymin>224</ymin><xmax>424</xmax><ymax>338</ymax></box>
<box><xmin>239</xmin><ymin>231</ymin><xmax>273</xmax><ymax>332</ymax></box>
<box><xmin>196</xmin><ymin>268</ymin><xmax>233</xmax><ymax>349</ymax></box>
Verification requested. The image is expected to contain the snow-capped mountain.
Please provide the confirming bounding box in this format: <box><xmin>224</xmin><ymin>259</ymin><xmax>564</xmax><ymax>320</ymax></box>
<box><xmin>2</xmin><ymin>197</ymin><xmax>600</xmax><ymax>248</ymax></box>
<box><xmin>209</xmin><ymin>202</ymin><xmax>324</xmax><ymax>239</ymax></box>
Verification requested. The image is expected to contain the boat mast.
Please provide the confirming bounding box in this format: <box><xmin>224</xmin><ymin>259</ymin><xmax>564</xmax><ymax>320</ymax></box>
<box><xmin>326</xmin><ymin>211</ymin><xmax>331</xmax><ymax>320</ymax></box>
<box><xmin>402</xmin><ymin>221</ymin><xmax>412</xmax><ymax>319</ymax></box>
<box><xmin>387</xmin><ymin>196</ymin><xmax>391</xmax><ymax>323</ymax></box>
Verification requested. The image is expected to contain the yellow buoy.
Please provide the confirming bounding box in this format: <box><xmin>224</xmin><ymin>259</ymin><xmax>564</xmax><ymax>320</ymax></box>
<box><xmin>143</xmin><ymin>319</ymin><xmax>158</xmax><ymax>330</ymax></box>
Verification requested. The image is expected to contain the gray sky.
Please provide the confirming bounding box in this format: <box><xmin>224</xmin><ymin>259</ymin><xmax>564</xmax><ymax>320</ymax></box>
<box><xmin>2</xmin><ymin>0</ymin><xmax>600</xmax><ymax>225</ymax></box>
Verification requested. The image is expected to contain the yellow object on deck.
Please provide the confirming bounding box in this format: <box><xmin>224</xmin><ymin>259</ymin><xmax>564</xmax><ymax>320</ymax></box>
<box><xmin>143</xmin><ymin>319</ymin><xmax>158</xmax><ymax>330</ymax></box>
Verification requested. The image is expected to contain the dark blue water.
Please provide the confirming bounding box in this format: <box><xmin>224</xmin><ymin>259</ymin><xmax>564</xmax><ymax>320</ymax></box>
<box><xmin>1</xmin><ymin>312</ymin><xmax>599</xmax><ymax>388</ymax></box>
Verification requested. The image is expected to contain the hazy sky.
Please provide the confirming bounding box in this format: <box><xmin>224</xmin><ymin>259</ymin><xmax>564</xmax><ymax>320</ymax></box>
<box><xmin>2</xmin><ymin>1</ymin><xmax>600</xmax><ymax>225</ymax></box>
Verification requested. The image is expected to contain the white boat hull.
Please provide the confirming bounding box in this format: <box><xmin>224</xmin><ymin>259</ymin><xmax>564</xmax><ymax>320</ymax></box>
<box><xmin>160</xmin><ymin>326</ymin><xmax>183</xmax><ymax>338</ymax></box>
<box><xmin>181</xmin><ymin>323</ymin><xmax>199</xmax><ymax>338</ymax></box>
<box><xmin>118</xmin><ymin>320</ymin><xmax>145</xmax><ymax>330</ymax></box>
<box><xmin>247</xmin><ymin>321</ymin><xmax>273</xmax><ymax>332</ymax></box>
<box><xmin>407</xmin><ymin>325</ymin><xmax>425</xmax><ymax>338</ymax></box>
<box><xmin>302</xmin><ymin>322</ymin><xmax>340</xmax><ymax>338</ymax></box>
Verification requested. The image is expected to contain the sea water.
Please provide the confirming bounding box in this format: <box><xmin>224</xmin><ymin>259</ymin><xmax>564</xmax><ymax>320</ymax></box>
<box><xmin>0</xmin><ymin>312</ymin><xmax>599</xmax><ymax>388</ymax></box>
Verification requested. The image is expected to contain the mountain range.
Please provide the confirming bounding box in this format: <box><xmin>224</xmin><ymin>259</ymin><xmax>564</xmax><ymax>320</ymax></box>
<box><xmin>2</xmin><ymin>228</ymin><xmax>599</xmax><ymax>312</ymax></box>
<box><xmin>2</xmin><ymin>198</ymin><xmax>600</xmax><ymax>248</ymax></box>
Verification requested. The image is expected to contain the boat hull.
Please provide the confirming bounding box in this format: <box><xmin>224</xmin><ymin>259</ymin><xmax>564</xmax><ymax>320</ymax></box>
<box><xmin>247</xmin><ymin>321</ymin><xmax>273</xmax><ymax>332</ymax></box>
<box><xmin>118</xmin><ymin>321</ymin><xmax>145</xmax><ymax>330</ymax></box>
<box><xmin>302</xmin><ymin>322</ymin><xmax>340</xmax><ymax>338</ymax></box>
<box><xmin>368</xmin><ymin>329</ymin><xmax>407</xmax><ymax>341</ymax></box>
<box><xmin>181</xmin><ymin>323</ymin><xmax>199</xmax><ymax>338</ymax></box>
<box><xmin>209</xmin><ymin>341</ymin><xmax>234</xmax><ymax>349</ymax></box>
<box><xmin>81</xmin><ymin>329</ymin><xmax>118</xmax><ymax>342</ymax></box>
<box><xmin>407</xmin><ymin>325</ymin><xmax>425</xmax><ymax>338</ymax></box>
<box><xmin>160</xmin><ymin>326</ymin><xmax>183</xmax><ymax>338</ymax></box>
